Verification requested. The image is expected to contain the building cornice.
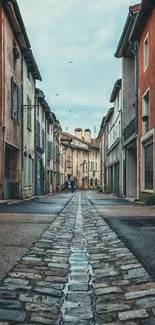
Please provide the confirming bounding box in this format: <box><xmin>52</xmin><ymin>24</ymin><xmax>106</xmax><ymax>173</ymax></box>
<box><xmin>110</xmin><ymin>79</ymin><xmax>122</xmax><ymax>103</ymax></box>
<box><xmin>130</xmin><ymin>0</ymin><xmax>154</xmax><ymax>42</ymax></box>
<box><xmin>115</xmin><ymin>4</ymin><xmax>140</xmax><ymax>58</ymax></box>
<box><xmin>3</xmin><ymin>0</ymin><xmax>30</xmax><ymax>50</ymax></box>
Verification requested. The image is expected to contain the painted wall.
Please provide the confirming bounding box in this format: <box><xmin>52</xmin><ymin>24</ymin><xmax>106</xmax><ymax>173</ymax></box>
<box><xmin>138</xmin><ymin>7</ymin><xmax>155</xmax><ymax>199</ymax></box>
<box><xmin>22</xmin><ymin>57</ymin><xmax>35</xmax><ymax>198</ymax></box>
<box><xmin>2</xmin><ymin>9</ymin><xmax>22</xmax><ymax>198</ymax></box>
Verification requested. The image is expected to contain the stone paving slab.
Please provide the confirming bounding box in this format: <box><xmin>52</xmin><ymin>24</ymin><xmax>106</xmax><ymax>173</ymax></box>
<box><xmin>0</xmin><ymin>192</ymin><xmax>155</xmax><ymax>324</ymax></box>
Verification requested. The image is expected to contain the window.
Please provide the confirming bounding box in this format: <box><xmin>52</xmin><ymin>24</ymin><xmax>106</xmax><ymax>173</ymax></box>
<box><xmin>37</xmin><ymin>99</ymin><xmax>39</xmax><ymax>117</ymax></box>
<box><xmin>47</xmin><ymin>122</ymin><xmax>50</xmax><ymax>134</ymax></box>
<box><xmin>42</xmin><ymin>109</ymin><xmax>44</xmax><ymax>122</ymax></box>
<box><xmin>27</xmin><ymin>67</ymin><xmax>31</xmax><ymax>80</ymax></box>
<box><xmin>27</xmin><ymin>95</ymin><xmax>31</xmax><ymax>131</ymax></box>
<box><xmin>50</xmin><ymin>171</ymin><xmax>53</xmax><ymax>184</ymax></box>
<box><xmin>28</xmin><ymin>156</ymin><xmax>32</xmax><ymax>186</ymax></box>
<box><xmin>95</xmin><ymin>151</ymin><xmax>97</xmax><ymax>159</ymax></box>
<box><xmin>42</xmin><ymin>129</ymin><xmax>45</xmax><ymax>150</ymax></box>
<box><xmin>144</xmin><ymin>34</ymin><xmax>149</xmax><ymax>71</ymax></box>
<box><xmin>36</xmin><ymin>120</ymin><xmax>41</xmax><ymax>147</ymax></box>
<box><xmin>23</xmin><ymin>153</ymin><xmax>27</xmax><ymax>185</ymax></box>
<box><xmin>11</xmin><ymin>77</ymin><xmax>20</xmax><ymax>124</ymax></box>
<box><xmin>142</xmin><ymin>90</ymin><xmax>150</xmax><ymax>133</ymax></box>
<box><xmin>48</xmin><ymin>141</ymin><xmax>51</xmax><ymax>160</ymax></box>
<box><xmin>90</xmin><ymin>178</ymin><xmax>93</xmax><ymax>186</ymax></box>
<box><xmin>96</xmin><ymin>163</ymin><xmax>97</xmax><ymax>171</ymax></box>
<box><xmin>144</xmin><ymin>142</ymin><xmax>153</xmax><ymax>189</ymax></box>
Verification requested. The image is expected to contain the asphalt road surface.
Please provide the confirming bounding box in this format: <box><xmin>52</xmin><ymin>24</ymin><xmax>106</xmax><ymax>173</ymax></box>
<box><xmin>0</xmin><ymin>193</ymin><xmax>73</xmax><ymax>214</ymax></box>
<box><xmin>86</xmin><ymin>191</ymin><xmax>155</xmax><ymax>281</ymax></box>
<box><xmin>0</xmin><ymin>192</ymin><xmax>73</xmax><ymax>279</ymax></box>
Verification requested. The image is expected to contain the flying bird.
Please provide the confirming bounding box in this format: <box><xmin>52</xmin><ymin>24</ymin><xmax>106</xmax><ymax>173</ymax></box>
<box><xmin>56</xmin><ymin>93</ymin><xmax>60</xmax><ymax>96</ymax></box>
<box><xmin>68</xmin><ymin>60</ymin><xmax>74</xmax><ymax>64</ymax></box>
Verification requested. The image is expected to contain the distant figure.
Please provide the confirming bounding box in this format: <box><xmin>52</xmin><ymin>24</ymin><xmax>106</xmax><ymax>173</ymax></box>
<box><xmin>64</xmin><ymin>180</ymin><xmax>69</xmax><ymax>192</ymax></box>
<box><xmin>70</xmin><ymin>179</ymin><xmax>75</xmax><ymax>193</ymax></box>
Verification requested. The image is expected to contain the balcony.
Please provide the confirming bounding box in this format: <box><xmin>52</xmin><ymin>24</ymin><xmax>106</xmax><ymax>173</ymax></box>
<box><xmin>124</xmin><ymin>117</ymin><xmax>136</xmax><ymax>143</ymax></box>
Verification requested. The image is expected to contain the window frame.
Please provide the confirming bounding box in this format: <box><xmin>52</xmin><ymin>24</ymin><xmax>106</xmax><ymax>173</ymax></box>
<box><xmin>142</xmin><ymin>88</ymin><xmax>150</xmax><ymax>134</ymax></box>
<box><xmin>27</xmin><ymin>94</ymin><xmax>32</xmax><ymax>131</ymax></box>
<box><xmin>144</xmin><ymin>141</ymin><xmax>153</xmax><ymax>190</ymax></box>
<box><xmin>143</xmin><ymin>33</ymin><xmax>149</xmax><ymax>72</ymax></box>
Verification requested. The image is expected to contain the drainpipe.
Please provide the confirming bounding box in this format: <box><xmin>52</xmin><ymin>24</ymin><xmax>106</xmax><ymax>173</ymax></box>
<box><xmin>130</xmin><ymin>40</ymin><xmax>139</xmax><ymax>199</ymax></box>
<box><xmin>116</xmin><ymin>80</ymin><xmax>122</xmax><ymax>197</ymax></box>
<box><xmin>2</xmin><ymin>17</ymin><xmax>6</xmax><ymax>199</ymax></box>
<box><xmin>130</xmin><ymin>41</ymin><xmax>138</xmax><ymax>134</ymax></box>
<box><xmin>21</xmin><ymin>54</ymin><xmax>24</xmax><ymax>199</ymax></box>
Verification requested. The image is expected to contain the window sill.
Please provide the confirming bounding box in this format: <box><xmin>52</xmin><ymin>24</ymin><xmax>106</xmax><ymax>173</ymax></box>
<box><xmin>142</xmin><ymin>189</ymin><xmax>153</xmax><ymax>193</ymax></box>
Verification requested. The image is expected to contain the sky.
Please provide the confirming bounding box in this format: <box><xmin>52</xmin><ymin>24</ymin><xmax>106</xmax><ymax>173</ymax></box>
<box><xmin>18</xmin><ymin>0</ymin><xmax>139</xmax><ymax>137</ymax></box>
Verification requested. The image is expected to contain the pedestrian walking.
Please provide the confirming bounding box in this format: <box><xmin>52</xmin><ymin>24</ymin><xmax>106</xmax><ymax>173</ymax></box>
<box><xmin>70</xmin><ymin>179</ymin><xmax>76</xmax><ymax>193</ymax></box>
<box><xmin>64</xmin><ymin>180</ymin><xmax>69</xmax><ymax>192</ymax></box>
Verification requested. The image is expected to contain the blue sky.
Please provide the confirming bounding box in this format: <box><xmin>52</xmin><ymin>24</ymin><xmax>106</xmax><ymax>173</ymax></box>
<box><xmin>18</xmin><ymin>0</ymin><xmax>139</xmax><ymax>137</ymax></box>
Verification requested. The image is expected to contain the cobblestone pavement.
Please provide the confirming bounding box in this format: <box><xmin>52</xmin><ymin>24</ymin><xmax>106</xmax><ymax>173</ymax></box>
<box><xmin>0</xmin><ymin>192</ymin><xmax>155</xmax><ymax>324</ymax></box>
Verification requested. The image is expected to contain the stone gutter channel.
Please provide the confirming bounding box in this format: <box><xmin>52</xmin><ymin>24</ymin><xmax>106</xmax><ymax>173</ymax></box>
<box><xmin>61</xmin><ymin>194</ymin><xmax>94</xmax><ymax>324</ymax></box>
<box><xmin>0</xmin><ymin>192</ymin><xmax>155</xmax><ymax>324</ymax></box>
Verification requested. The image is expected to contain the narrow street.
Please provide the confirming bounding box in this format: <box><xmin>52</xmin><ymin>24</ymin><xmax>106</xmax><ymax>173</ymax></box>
<box><xmin>0</xmin><ymin>192</ymin><xmax>155</xmax><ymax>324</ymax></box>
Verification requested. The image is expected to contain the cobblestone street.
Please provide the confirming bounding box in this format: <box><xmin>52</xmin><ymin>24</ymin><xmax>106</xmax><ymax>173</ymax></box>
<box><xmin>0</xmin><ymin>192</ymin><xmax>155</xmax><ymax>324</ymax></box>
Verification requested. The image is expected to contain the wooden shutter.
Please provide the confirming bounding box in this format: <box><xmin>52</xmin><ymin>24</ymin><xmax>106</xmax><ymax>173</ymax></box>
<box><xmin>11</xmin><ymin>77</ymin><xmax>14</xmax><ymax>119</ymax></box>
<box><xmin>17</xmin><ymin>87</ymin><xmax>20</xmax><ymax>124</ymax></box>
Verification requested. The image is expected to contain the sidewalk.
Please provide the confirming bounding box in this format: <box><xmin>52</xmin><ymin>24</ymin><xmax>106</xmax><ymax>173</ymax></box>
<box><xmin>0</xmin><ymin>195</ymin><xmax>42</xmax><ymax>206</ymax></box>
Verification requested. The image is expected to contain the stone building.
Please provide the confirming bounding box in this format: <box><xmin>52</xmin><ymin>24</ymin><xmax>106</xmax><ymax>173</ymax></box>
<box><xmin>130</xmin><ymin>0</ymin><xmax>155</xmax><ymax>200</ymax></box>
<box><xmin>0</xmin><ymin>0</ymin><xmax>31</xmax><ymax>199</ymax></box>
<box><xmin>105</xmin><ymin>80</ymin><xmax>123</xmax><ymax>197</ymax></box>
<box><xmin>22</xmin><ymin>50</ymin><xmax>42</xmax><ymax>198</ymax></box>
<box><xmin>61</xmin><ymin>128</ymin><xmax>100</xmax><ymax>189</ymax></box>
<box><xmin>115</xmin><ymin>4</ymin><xmax>140</xmax><ymax>199</ymax></box>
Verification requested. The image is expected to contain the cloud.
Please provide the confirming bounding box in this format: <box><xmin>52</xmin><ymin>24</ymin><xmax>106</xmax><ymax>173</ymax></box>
<box><xmin>18</xmin><ymin>0</ymin><xmax>138</xmax><ymax>135</ymax></box>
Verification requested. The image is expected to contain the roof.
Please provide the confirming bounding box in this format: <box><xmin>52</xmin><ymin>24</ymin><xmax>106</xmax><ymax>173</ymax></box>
<box><xmin>61</xmin><ymin>132</ymin><xmax>99</xmax><ymax>149</ymax></box>
<box><xmin>3</xmin><ymin>0</ymin><xmax>30</xmax><ymax>50</ymax></box>
<box><xmin>115</xmin><ymin>4</ymin><xmax>140</xmax><ymax>58</ymax></box>
<box><xmin>110</xmin><ymin>79</ymin><xmax>122</xmax><ymax>103</ymax></box>
<box><xmin>105</xmin><ymin>107</ymin><xmax>114</xmax><ymax>123</ymax></box>
<box><xmin>130</xmin><ymin>0</ymin><xmax>155</xmax><ymax>42</ymax></box>
<box><xmin>74</xmin><ymin>127</ymin><xmax>82</xmax><ymax>132</ymax></box>
<box><xmin>24</xmin><ymin>49</ymin><xmax>42</xmax><ymax>81</ymax></box>
<box><xmin>97</xmin><ymin>116</ymin><xmax>106</xmax><ymax>139</ymax></box>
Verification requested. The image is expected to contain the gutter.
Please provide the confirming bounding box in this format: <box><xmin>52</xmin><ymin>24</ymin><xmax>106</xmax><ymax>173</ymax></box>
<box><xmin>3</xmin><ymin>0</ymin><xmax>30</xmax><ymax>49</ymax></box>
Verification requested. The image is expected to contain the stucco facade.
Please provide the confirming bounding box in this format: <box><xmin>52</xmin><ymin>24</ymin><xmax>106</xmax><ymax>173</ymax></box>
<box><xmin>131</xmin><ymin>1</ymin><xmax>155</xmax><ymax>200</ymax></box>
<box><xmin>105</xmin><ymin>80</ymin><xmax>123</xmax><ymax>196</ymax></box>
<box><xmin>22</xmin><ymin>51</ymin><xmax>42</xmax><ymax>198</ymax></box>
<box><xmin>115</xmin><ymin>5</ymin><xmax>140</xmax><ymax>199</ymax></box>
<box><xmin>1</xmin><ymin>1</ymin><xmax>30</xmax><ymax>199</ymax></box>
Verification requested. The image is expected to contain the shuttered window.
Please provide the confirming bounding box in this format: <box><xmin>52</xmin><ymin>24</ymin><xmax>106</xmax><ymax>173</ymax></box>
<box><xmin>17</xmin><ymin>87</ymin><xmax>20</xmax><ymax>124</ymax></box>
<box><xmin>27</xmin><ymin>95</ymin><xmax>31</xmax><ymax>131</ymax></box>
<box><xmin>28</xmin><ymin>156</ymin><xmax>32</xmax><ymax>186</ymax></box>
<box><xmin>42</xmin><ymin>129</ymin><xmax>45</xmax><ymax>150</ymax></box>
<box><xmin>11</xmin><ymin>77</ymin><xmax>19</xmax><ymax>121</ymax></box>
<box><xmin>145</xmin><ymin>143</ymin><xmax>153</xmax><ymax>189</ymax></box>
<box><xmin>36</xmin><ymin>120</ymin><xmax>41</xmax><ymax>147</ymax></box>
<box><xmin>48</xmin><ymin>141</ymin><xmax>51</xmax><ymax>160</ymax></box>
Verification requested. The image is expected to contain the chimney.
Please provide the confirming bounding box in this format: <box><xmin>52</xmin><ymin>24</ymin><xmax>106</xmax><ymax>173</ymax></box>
<box><xmin>84</xmin><ymin>129</ymin><xmax>91</xmax><ymax>143</ymax></box>
<box><xmin>74</xmin><ymin>127</ymin><xmax>83</xmax><ymax>139</ymax></box>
